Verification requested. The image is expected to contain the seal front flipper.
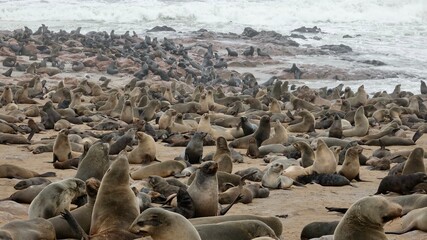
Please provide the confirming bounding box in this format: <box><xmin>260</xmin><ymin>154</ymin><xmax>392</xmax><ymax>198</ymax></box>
<box><xmin>61</xmin><ymin>209</ymin><xmax>89</xmax><ymax>240</ymax></box>
<box><xmin>354</xmin><ymin>174</ymin><xmax>371</xmax><ymax>182</ymax></box>
<box><xmin>412</xmin><ymin>129</ymin><xmax>423</xmax><ymax>143</ymax></box>
<box><xmin>325</xmin><ymin>207</ymin><xmax>348</xmax><ymax>214</ymax></box>
<box><xmin>219</xmin><ymin>194</ymin><xmax>242</xmax><ymax>215</ymax></box>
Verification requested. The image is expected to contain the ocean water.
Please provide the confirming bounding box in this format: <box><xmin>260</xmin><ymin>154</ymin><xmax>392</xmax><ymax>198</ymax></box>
<box><xmin>1</xmin><ymin>0</ymin><xmax>426</xmax><ymax>94</ymax></box>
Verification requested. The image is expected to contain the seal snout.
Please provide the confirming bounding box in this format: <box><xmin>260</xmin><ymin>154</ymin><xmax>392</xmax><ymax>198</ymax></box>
<box><xmin>382</xmin><ymin>204</ymin><xmax>402</xmax><ymax>223</ymax></box>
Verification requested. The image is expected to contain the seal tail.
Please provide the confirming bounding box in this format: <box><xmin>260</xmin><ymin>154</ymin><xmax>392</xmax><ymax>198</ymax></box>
<box><xmin>325</xmin><ymin>207</ymin><xmax>348</xmax><ymax>213</ymax></box>
<box><xmin>37</xmin><ymin>172</ymin><xmax>56</xmax><ymax>177</ymax></box>
<box><xmin>292</xmin><ymin>180</ymin><xmax>307</xmax><ymax>187</ymax></box>
<box><xmin>60</xmin><ymin>209</ymin><xmax>90</xmax><ymax>240</ymax></box>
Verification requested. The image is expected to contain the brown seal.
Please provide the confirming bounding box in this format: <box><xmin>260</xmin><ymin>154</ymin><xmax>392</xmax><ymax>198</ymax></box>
<box><xmin>159</xmin><ymin>109</ymin><xmax>177</xmax><ymax>129</ymax></box>
<box><xmin>0</xmin><ymin>218</ymin><xmax>56</xmax><ymax>240</ymax></box>
<box><xmin>292</xmin><ymin>141</ymin><xmax>314</xmax><ymax>168</ymax></box>
<box><xmin>229</xmin><ymin>115</ymin><xmax>271</xmax><ymax>149</ymax></box>
<box><xmin>342</xmin><ymin>106</ymin><xmax>369</xmax><ymax>137</ymax></box>
<box><xmin>187</xmin><ymin>161</ymin><xmax>219</xmax><ymax>217</ymax></box>
<box><xmin>261</xmin><ymin>120</ymin><xmax>288</xmax><ymax>145</ymax></box>
<box><xmin>246</xmin><ymin>137</ymin><xmax>260</xmax><ymax>158</ymax></box>
<box><xmin>130</xmin><ymin>160</ymin><xmax>187</xmax><ymax>180</ymax></box>
<box><xmin>129</xmin><ymin>208</ymin><xmax>201</xmax><ymax>240</ymax></box>
<box><xmin>0</xmin><ymin>164</ymin><xmax>55</xmax><ymax>179</ymax></box>
<box><xmin>1</xmin><ymin>182</ymin><xmax>50</xmax><ymax>204</ymax></box>
<box><xmin>328</xmin><ymin>114</ymin><xmax>343</xmax><ymax>138</ymax></box>
<box><xmin>287</xmin><ymin>110</ymin><xmax>315</xmax><ymax>133</ymax></box>
<box><xmin>213</xmin><ymin>137</ymin><xmax>233</xmax><ymax>173</ymax></box>
<box><xmin>310</xmin><ymin>139</ymin><xmax>337</xmax><ymax>174</ymax></box>
<box><xmin>0</xmin><ymin>86</ymin><xmax>13</xmax><ymax>105</ymax></box>
<box><xmin>402</xmin><ymin>147</ymin><xmax>425</xmax><ymax>175</ymax></box>
<box><xmin>88</xmin><ymin>151</ymin><xmax>140</xmax><ymax>239</ymax></box>
<box><xmin>386</xmin><ymin>206</ymin><xmax>427</xmax><ymax>235</ymax></box>
<box><xmin>48</xmin><ymin>178</ymin><xmax>100</xmax><ymax>239</ymax></box>
<box><xmin>128</xmin><ymin>131</ymin><xmax>157</xmax><ymax>164</ymax></box>
<box><xmin>262</xmin><ymin>162</ymin><xmax>294</xmax><ymax>189</ymax></box>
<box><xmin>333</xmin><ymin>196</ymin><xmax>402</xmax><ymax>240</ymax></box>
<box><xmin>195</xmin><ymin>220</ymin><xmax>278</xmax><ymax>240</ymax></box>
<box><xmin>28</xmin><ymin>178</ymin><xmax>86</xmax><ymax>219</ymax></box>
<box><xmin>375</xmin><ymin>172</ymin><xmax>427</xmax><ymax>195</ymax></box>
<box><xmin>338</xmin><ymin>146</ymin><xmax>364</xmax><ymax>181</ymax></box>
<box><xmin>120</xmin><ymin>100</ymin><xmax>134</xmax><ymax>124</ymax></box>
<box><xmin>75</xmin><ymin>142</ymin><xmax>110</xmax><ymax>182</ymax></box>
<box><xmin>52</xmin><ymin>129</ymin><xmax>72</xmax><ymax>162</ymax></box>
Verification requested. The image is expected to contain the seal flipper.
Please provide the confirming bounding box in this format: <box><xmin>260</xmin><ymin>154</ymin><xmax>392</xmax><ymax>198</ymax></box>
<box><xmin>325</xmin><ymin>207</ymin><xmax>348</xmax><ymax>213</ymax></box>
<box><xmin>219</xmin><ymin>194</ymin><xmax>242</xmax><ymax>215</ymax></box>
<box><xmin>354</xmin><ymin>174</ymin><xmax>371</xmax><ymax>182</ymax></box>
<box><xmin>385</xmin><ymin>222</ymin><xmax>415</xmax><ymax>235</ymax></box>
<box><xmin>61</xmin><ymin>209</ymin><xmax>90</xmax><ymax>240</ymax></box>
<box><xmin>37</xmin><ymin>172</ymin><xmax>56</xmax><ymax>177</ymax></box>
<box><xmin>412</xmin><ymin>130</ymin><xmax>423</xmax><ymax>143</ymax></box>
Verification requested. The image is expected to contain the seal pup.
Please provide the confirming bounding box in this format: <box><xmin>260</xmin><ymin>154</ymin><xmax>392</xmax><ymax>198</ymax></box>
<box><xmin>342</xmin><ymin>106</ymin><xmax>369</xmax><ymax>137</ymax></box>
<box><xmin>1</xmin><ymin>182</ymin><xmax>50</xmax><ymax>204</ymax></box>
<box><xmin>187</xmin><ymin>161</ymin><xmax>219</xmax><ymax>217</ymax></box>
<box><xmin>212</xmin><ymin>136</ymin><xmax>233</xmax><ymax>173</ymax></box>
<box><xmin>52</xmin><ymin>129</ymin><xmax>71</xmax><ymax>162</ymax></box>
<box><xmin>296</xmin><ymin>174</ymin><xmax>354</xmax><ymax>187</ymax></box>
<box><xmin>402</xmin><ymin>147</ymin><xmax>425</xmax><ymax>175</ymax></box>
<box><xmin>375</xmin><ymin>172</ymin><xmax>427</xmax><ymax>195</ymax></box>
<box><xmin>262</xmin><ymin>163</ymin><xmax>295</xmax><ymax>189</ymax></box>
<box><xmin>185</xmin><ymin>132</ymin><xmax>207</xmax><ymax>164</ymax></box>
<box><xmin>0</xmin><ymin>218</ymin><xmax>56</xmax><ymax>240</ymax></box>
<box><xmin>129</xmin><ymin>208</ymin><xmax>201</xmax><ymax>240</ymax></box>
<box><xmin>28</xmin><ymin>178</ymin><xmax>86</xmax><ymax>219</ymax></box>
<box><xmin>338</xmin><ymin>146</ymin><xmax>365</xmax><ymax>181</ymax></box>
<box><xmin>75</xmin><ymin>142</ymin><xmax>110</xmax><ymax>182</ymax></box>
<box><xmin>14</xmin><ymin>177</ymin><xmax>51</xmax><ymax>190</ymax></box>
<box><xmin>386</xmin><ymin>206</ymin><xmax>427</xmax><ymax>235</ymax></box>
<box><xmin>195</xmin><ymin>220</ymin><xmax>278</xmax><ymax>240</ymax></box>
<box><xmin>131</xmin><ymin>160</ymin><xmax>187</xmax><ymax>180</ymax></box>
<box><xmin>333</xmin><ymin>196</ymin><xmax>402</xmax><ymax>240</ymax></box>
<box><xmin>128</xmin><ymin>131</ymin><xmax>157</xmax><ymax>164</ymax></box>
<box><xmin>89</xmin><ymin>151</ymin><xmax>140</xmax><ymax>239</ymax></box>
<box><xmin>0</xmin><ymin>164</ymin><xmax>55</xmax><ymax>179</ymax></box>
<box><xmin>301</xmin><ymin>221</ymin><xmax>339</xmax><ymax>240</ymax></box>
<box><xmin>109</xmin><ymin>128</ymin><xmax>136</xmax><ymax>155</ymax></box>
<box><xmin>246</xmin><ymin>136</ymin><xmax>260</xmax><ymax>158</ymax></box>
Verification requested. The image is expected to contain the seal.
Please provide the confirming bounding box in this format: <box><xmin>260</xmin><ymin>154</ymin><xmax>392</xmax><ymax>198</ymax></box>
<box><xmin>48</xmin><ymin>178</ymin><xmax>100</xmax><ymax>239</ymax></box>
<box><xmin>402</xmin><ymin>147</ymin><xmax>425</xmax><ymax>175</ymax></box>
<box><xmin>296</xmin><ymin>174</ymin><xmax>354</xmax><ymax>187</ymax></box>
<box><xmin>14</xmin><ymin>177</ymin><xmax>51</xmax><ymax>190</ymax></box>
<box><xmin>229</xmin><ymin>115</ymin><xmax>271</xmax><ymax>149</ymax></box>
<box><xmin>195</xmin><ymin>220</ymin><xmax>278</xmax><ymax>240</ymax></box>
<box><xmin>311</xmin><ymin>139</ymin><xmax>337</xmax><ymax>174</ymax></box>
<box><xmin>287</xmin><ymin>110</ymin><xmax>315</xmax><ymax>133</ymax></box>
<box><xmin>1</xmin><ymin>182</ymin><xmax>50</xmax><ymax>204</ymax></box>
<box><xmin>52</xmin><ymin>129</ymin><xmax>72</xmax><ymax>162</ymax></box>
<box><xmin>148</xmin><ymin>175</ymin><xmax>180</xmax><ymax>198</ymax></box>
<box><xmin>0</xmin><ymin>164</ymin><xmax>55</xmax><ymax>179</ymax></box>
<box><xmin>109</xmin><ymin>128</ymin><xmax>136</xmax><ymax>155</ymax></box>
<box><xmin>246</xmin><ymin>137</ymin><xmax>260</xmax><ymax>158</ymax></box>
<box><xmin>388</xmin><ymin>194</ymin><xmax>427</xmax><ymax>215</ymax></box>
<box><xmin>213</xmin><ymin>136</ymin><xmax>233</xmax><ymax>173</ymax></box>
<box><xmin>187</xmin><ymin>161</ymin><xmax>219</xmax><ymax>217</ymax></box>
<box><xmin>301</xmin><ymin>221</ymin><xmax>339</xmax><ymax>240</ymax></box>
<box><xmin>261</xmin><ymin>120</ymin><xmax>288</xmax><ymax>145</ymax></box>
<box><xmin>338</xmin><ymin>146</ymin><xmax>365</xmax><ymax>181</ymax></box>
<box><xmin>239</xmin><ymin>116</ymin><xmax>257</xmax><ymax>136</ymax></box>
<box><xmin>131</xmin><ymin>160</ymin><xmax>187</xmax><ymax>180</ymax></box>
<box><xmin>375</xmin><ymin>172</ymin><xmax>427</xmax><ymax>195</ymax></box>
<box><xmin>0</xmin><ymin>86</ymin><xmax>13</xmax><ymax>105</ymax></box>
<box><xmin>128</xmin><ymin>131</ymin><xmax>157</xmax><ymax>164</ymax></box>
<box><xmin>75</xmin><ymin>142</ymin><xmax>110</xmax><ymax>182</ymax></box>
<box><xmin>333</xmin><ymin>196</ymin><xmax>402</xmax><ymax>240</ymax></box>
<box><xmin>386</xmin><ymin>206</ymin><xmax>427</xmax><ymax>235</ymax></box>
<box><xmin>159</xmin><ymin>109</ymin><xmax>176</xmax><ymax>129</ymax></box>
<box><xmin>129</xmin><ymin>208</ymin><xmax>201</xmax><ymax>240</ymax></box>
<box><xmin>0</xmin><ymin>218</ymin><xmax>56</xmax><ymax>240</ymax></box>
<box><xmin>28</xmin><ymin>178</ymin><xmax>86</xmax><ymax>219</ymax></box>
<box><xmin>87</xmin><ymin>151</ymin><xmax>140</xmax><ymax>239</ymax></box>
<box><xmin>292</xmin><ymin>141</ymin><xmax>314</xmax><ymax>168</ymax></box>
<box><xmin>120</xmin><ymin>100</ymin><xmax>134</xmax><ymax>124</ymax></box>
<box><xmin>328</xmin><ymin>114</ymin><xmax>343</xmax><ymax>138</ymax></box>
<box><xmin>262</xmin><ymin>162</ymin><xmax>295</xmax><ymax>189</ymax></box>
<box><xmin>342</xmin><ymin>106</ymin><xmax>369</xmax><ymax>137</ymax></box>
<box><xmin>185</xmin><ymin>132</ymin><xmax>207</xmax><ymax>164</ymax></box>
<box><xmin>0</xmin><ymin>133</ymin><xmax>30</xmax><ymax>144</ymax></box>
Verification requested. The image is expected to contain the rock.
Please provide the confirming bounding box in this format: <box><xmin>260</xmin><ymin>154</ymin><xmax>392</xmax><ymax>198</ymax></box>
<box><xmin>343</xmin><ymin>35</ymin><xmax>353</xmax><ymax>38</ymax></box>
<box><xmin>147</xmin><ymin>26</ymin><xmax>176</xmax><ymax>32</ymax></box>
<box><xmin>290</xmin><ymin>34</ymin><xmax>306</xmax><ymax>40</ymax></box>
<box><xmin>320</xmin><ymin>44</ymin><xmax>352</xmax><ymax>54</ymax></box>
<box><xmin>292</xmin><ymin>26</ymin><xmax>321</xmax><ymax>33</ymax></box>
<box><xmin>242</xmin><ymin>27</ymin><xmax>259</xmax><ymax>38</ymax></box>
<box><xmin>360</xmin><ymin>60</ymin><xmax>386</xmax><ymax>66</ymax></box>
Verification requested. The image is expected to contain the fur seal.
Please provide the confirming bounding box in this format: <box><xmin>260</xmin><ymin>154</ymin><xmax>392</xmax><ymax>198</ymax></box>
<box><xmin>287</xmin><ymin>110</ymin><xmax>315</xmax><ymax>133</ymax></box>
<box><xmin>402</xmin><ymin>147</ymin><xmax>425</xmax><ymax>175</ymax></box>
<box><xmin>88</xmin><ymin>151</ymin><xmax>140</xmax><ymax>239</ymax></box>
<box><xmin>75</xmin><ymin>142</ymin><xmax>110</xmax><ymax>182</ymax></box>
<box><xmin>1</xmin><ymin>182</ymin><xmax>50</xmax><ymax>204</ymax></box>
<box><xmin>311</xmin><ymin>139</ymin><xmax>337</xmax><ymax>174</ymax></box>
<box><xmin>14</xmin><ymin>177</ymin><xmax>51</xmax><ymax>190</ymax></box>
<box><xmin>195</xmin><ymin>220</ymin><xmax>278</xmax><ymax>240</ymax></box>
<box><xmin>338</xmin><ymin>146</ymin><xmax>364</xmax><ymax>181</ymax></box>
<box><xmin>246</xmin><ymin>136</ymin><xmax>260</xmax><ymax>158</ymax></box>
<box><xmin>333</xmin><ymin>196</ymin><xmax>402</xmax><ymax>240</ymax></box>
<box><xmin>159</xmin><ymin>109</ymin><xmax>176</xmax><ymax>129</ymax></box>
<box><xmin>185</xmin><ymin>132</ymin><xmax>207</xmax><ymax>164</ymax></box>
<box><xmin>109</xmin><ymin>128</ymin><xmax>136</xmax><ymax>155</ymax></box>
<box><xmin>28</xmin><ymin>178</ymin><xmax>86</xmax><ymax>219</ymax></box>
<box><xmin>261</xmin><ymin>120</ymin><xmax>288</xmax><ymax>145</ymax></box>
<box><xmin>187</xmin><ymin>161</ymin><xmax>219</xmax><ymax>217</ymax></box>
<box><xmin>120</xmin><ymin>100</ymin><xmax>134</xmax><ymax>124</ymax></box>
<box><xmin>386</xmin><ymin>206</ymin><xmax>427</xmax><ymax>235</ymax></box>
<box><xmin>128</xmin><ymin>131</ymin><xmax>157</xmax><ymax>164</ymax></box>
<box><xmin>262</xmin><ymin>162</ymin><xmax>295</xmax><ymax>189</ymax></box>
<box><xmin>52</xmin><ymin>129</ymin><xmax>71</xmax><ymax>162</ymax></box>
<box><xmin>293</xmin><ymin>141</ymin><xmax>314</xmax><ymax>167</ymax></box>
<box><xmin>328</xmin><ymin>114</ymin><xmax>343</xmax><ymax>138</ymax></box>
<box><xmin>48</xmin><ymin>178</ymin><xmax>100</xmax><ymax>239</ymax></box>
<box><xmin>0</xmin><ymin>218</ymin><xmax>56</xmax><ymax>240</ymax></box>
<box><xmin>131</xmin><ymin>160</ymin><xmax>187</xmax><ymax>180</ymax></box>
<box><xmin>342</xmin><ymin>106</ymin><xmax>369</xmax><ymax>137</ymax></box>
<box><xmin>0</xmin><ymin>86</ymin><xmax>13</xmax><ymax>105</ymax></box>
<box><xmin>301</xmin><ymin>221</ymin><xmax>339</xmax><ymax>240</ymax></box>
<box><xmin>229</xmin><ymin>115</ymin><xmax>271</xmax><ymax>149</ymax></box>
<box><xmin>129</xmin><ymin>208</ymin><xmax>201</xmax><ymax>240</ymax></box>
<box><xmin>0</xmin><ymin>164</ymin><xmax>55</xmax><ymax>179</ymax></box>
<box><xmin>296</xmin><ymin>174</ymin><xmax>354</xmax><ymax>187</ymax></box>
<box><xmin>375</xmin><ymin>172</ymin><xmax>427</xmax><ymax>195</ymax></box>
<box><xmin>213</xmin><ymin>136</ymin><xmax>233</xmax><ymax>173</ymax></box>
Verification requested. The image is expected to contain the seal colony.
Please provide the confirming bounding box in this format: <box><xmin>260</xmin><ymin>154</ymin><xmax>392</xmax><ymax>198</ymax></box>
<box><xmin>0</xmin><ymin>24</ymin><xmax>426</xmax><ymax>239</ymax></box>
